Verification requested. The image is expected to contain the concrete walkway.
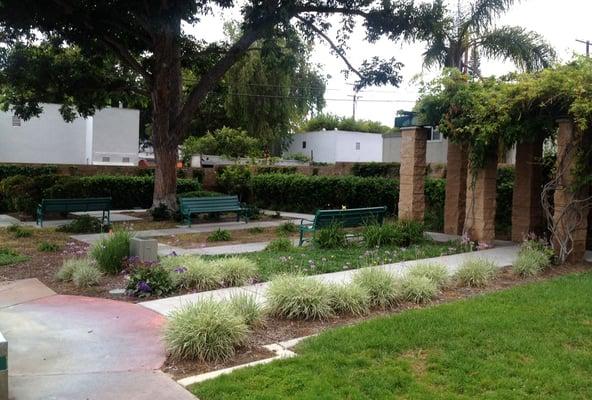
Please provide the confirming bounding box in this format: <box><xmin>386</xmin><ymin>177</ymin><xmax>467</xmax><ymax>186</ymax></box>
<box><xmin>0</xmin><ymin>279</ymin><xmax>194</xmax><ymax>400</ymax></box>
<box><xmin>141</xmin><ymin>244</ymin><xmax>520</xmax><ymax>316</ymax></box>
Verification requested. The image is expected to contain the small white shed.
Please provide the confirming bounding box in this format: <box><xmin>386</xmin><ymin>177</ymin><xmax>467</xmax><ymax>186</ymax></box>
<box><xmin>286</xmin><ymin>130</ymin><xmax>383</xmax><ymax>164</ymax></box>
<box><xmin>0</xmin><ymin>103</ymin><xmax>140</xmax><ymax>165</ymax></box>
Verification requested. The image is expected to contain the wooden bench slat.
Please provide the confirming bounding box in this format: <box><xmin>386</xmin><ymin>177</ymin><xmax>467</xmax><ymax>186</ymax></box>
<box><xmin>179</xmin><ymin>195</ymin><xmax>248</xmax><ymax>227</ymax></box>
<box><xmin>37</xmin><ymin>197</ymin><xmax>112</xmax><ymax>227</ymax></box>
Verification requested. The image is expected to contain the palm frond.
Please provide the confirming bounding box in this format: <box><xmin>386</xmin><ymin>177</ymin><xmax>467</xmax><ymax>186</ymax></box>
<box><xmin>422</xmin><ymin>40</ymin><xmax>448</xmax><ymax>70</ymax></box>
<box><xmin>463</xmin><ymin>0</ymin><xmax>516</xmax><ymax>34</ymax></box>
<box><xmin>478</xmin><ymin>26</ymin><xmax>556</xmax><ymax>72</ymax></box>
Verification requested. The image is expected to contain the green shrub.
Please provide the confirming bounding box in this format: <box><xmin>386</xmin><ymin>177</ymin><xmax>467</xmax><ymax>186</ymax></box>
<box><xmin>0</xmin><ymin>247</ymin><xmax>29</xmax><ymax>266</ymax></box>
<box><xmin>406</xmin><ymin>263</ymin><xmax>449</xmax><ymax>288</ymax></box>
<box><xmin>352</xmin><ymin>268</ymin><xmax>400</xmax><ymax>309</ymax></box>
<box><xmin>126</xmin><ymin>263</ymin><xmax>174</xmax><ymax>297</ymax></box>
<box><xmin>352</xmin><ymin>162</ymin><xmax>400</xmax><ymax>177</ymax></box>
<box><xmin>267</xmin><ymin>275</ymin><xmax>334</xmax><ymax>320</ymax></box>
<box><xmin>315</xmin><ymin>223</ymin><xmax>346</xmax><ymax>249</ymax></box>
<box><xmin>207</xmin><ymin>228</ymin><xmax>231</xmax><ymax>242</ymax></box>
<box><xmin>212</xmin><ymin>257</ymin><xmax>258</xmax><ymax>286</ymax></box>
<box><xmin>363</xmin><ymin>220</ymin><xmax>425</xmax><ymax>248</ymax></box>
<box><xmin>328</xmin><ymin>283</ymin><xmax>371</xmax><ymax>316</ymax></box>
<box><xmin>257</xmin><ymin>166</ymin><xmax>299</xmax><ymax>174</ymax></box>
<box><xmin>424</xmin><ymin>177</ymin><xmax>446</xmax><ymax>232</ymax></box>
<box><xmin>0</xmin><ymin>174</ymin><xmax>61</xmax><ymax>214</ymax></box>
<box><xmin>71</xmin><ymin>263</ymin><xmax>102</xmax><ymax>288</ymax></box>
<box><xmin>217</xmin><ymin>165</ymin><xmax>252</xmax><ymax>201</ymax></box>
<box><xmin>400</xmin><ymin>275</ymin><xmax>438</xmax><ymax>303</ymax></box>
<box><xmin>149</xmin><ymin>204</ymin><xmax>172</xmax><ymax>221</ymax></box>
<box><xmin>513</xmin><ymin>248</ymin><xmax>552</xmax><ymax>277</ymax></box>
<box><xmin>91</xmin><ymin>230</ymin><xmax>132</xmax><ymax>274</ymax></box>
<box><xmin>8</xmin><ymin>224</ymin><xmax>33</xmax><ymax>238</ymax></box>
<box><xmin>277</xmin><ymin>222</ymin><xmax>298</xmax><ymax>235</ymax></box>
<box><xmin>165</xmin><ymin>299</ymin><xmax>249</xmax><ymax>361</ymax></box>
<box><xmin>57</xmin><ymin>215</ymin><xmax>105</xmax><ymax>234</ymax></box>
<box><xmin>496</xmin><ymin>166</ymin><xmax>515</xmax><ymax>236</ymax></box>
<box><xmin>162</xmin><ymin>256</ymin><xmax>221</xmax><ymax>291</ymax></box>
<box><xmin>37</xmin><ymin>241</ymin><xmax>60</xmax><ymax>252</ymax></box>
<box><xmin>265</xmin><ymin>237</ymin><xmax>294</xmax><ymax>252</ymax></box>
<box><xmin>0</xmin><ymin>164</ymin><xmax>58</xmax><ymax>181</ymax></box>
<box><xmin>229</xmin><ymin>293</ymin><xmax>265</xmax><ymax>327</ymax></box>
<box><xmin>455</xmin><ymin>259</ymin><xmax>498</xmax><ymax>287</ymax></box>
<box><xmin>56</xmin><ymin>258</ymin><xmax>92</xmax><ymax>282</ymax></box>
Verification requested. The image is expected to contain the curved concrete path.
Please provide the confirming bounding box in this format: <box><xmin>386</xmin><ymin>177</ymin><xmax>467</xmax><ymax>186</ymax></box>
<box><xmin>0</xmin><ymin>279</ymin><xmax>194</xmax><ymax>400</ymax></box>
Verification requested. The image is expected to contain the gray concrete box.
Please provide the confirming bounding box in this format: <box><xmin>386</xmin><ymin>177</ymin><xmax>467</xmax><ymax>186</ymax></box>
<box><xmin>129</xmin><ymin>238</ymin><xmax>158</xmax><ymax>262</ymax></box>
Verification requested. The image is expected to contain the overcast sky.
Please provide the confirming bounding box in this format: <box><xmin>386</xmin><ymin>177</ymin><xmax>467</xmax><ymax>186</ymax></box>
<box><xmin>190</xmin><ymin>0</ymin><xmax>592</xmax><ymax>126</ymax></box>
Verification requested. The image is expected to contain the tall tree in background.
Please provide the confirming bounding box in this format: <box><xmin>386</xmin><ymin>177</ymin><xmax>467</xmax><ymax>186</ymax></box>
<box><xmin>0</xmin><ymin>1</ymin><xmax>431</xmax><ymax>209</ymax></box>
<box><xmin>224</xmin><ymin>26</ymin><xmax>326</xmax><ymax>153</ymax></box>
<box><xmin>420</xmin><ymin>0</ymin><xmax>555</xmax><ymax>74</ymax></box>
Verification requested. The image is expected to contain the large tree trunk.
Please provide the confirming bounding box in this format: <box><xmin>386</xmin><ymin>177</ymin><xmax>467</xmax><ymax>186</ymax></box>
<box><xmin>150</xmin><ymin>14</ymin><xmax>182</xmax><ymax>210</ymax></box>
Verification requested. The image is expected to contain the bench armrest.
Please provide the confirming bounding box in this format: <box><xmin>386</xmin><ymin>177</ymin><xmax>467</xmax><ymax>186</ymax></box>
<box><xmin>300</xmin><ymin>218</ymin><xmax>314</xmax><ymax>226</ymax></box>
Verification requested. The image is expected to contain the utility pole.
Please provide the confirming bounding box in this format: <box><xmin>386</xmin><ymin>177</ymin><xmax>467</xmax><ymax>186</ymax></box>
<box><xmin>347</xmin><ymin>91</ymin><xmax>362</xmax><ymax>120</ymax></box>
<box><xmin>576</xmin><ymin>39</ymin><xmax>591</xmax><ymax>57</ymax></box>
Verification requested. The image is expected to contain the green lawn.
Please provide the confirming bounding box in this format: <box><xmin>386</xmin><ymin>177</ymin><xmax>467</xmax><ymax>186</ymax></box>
<box><xmin>212</xmin><ymin>241</ymin><xmax>465</xmax><ymax>280</ymax></box>
<box><xmin>0</xmin><ymin>247</ymin><xmax>29</xmax><ymax>266</ymax></box>
<box><xmin>193</xmin><ymin>272</ymin><xmax>592</xmax><ymax>399</ymax></box>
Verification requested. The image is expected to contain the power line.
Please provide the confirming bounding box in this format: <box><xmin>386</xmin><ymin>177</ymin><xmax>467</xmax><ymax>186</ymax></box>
<box><xmin>576</xmin><ymin>39</ymin><xmax>591</xmax><ymax>57</ymax></box>
<box><xmin>225</xmin><ymin>91</ymin><xmax>415</xmax><ymax>103</ymax></box>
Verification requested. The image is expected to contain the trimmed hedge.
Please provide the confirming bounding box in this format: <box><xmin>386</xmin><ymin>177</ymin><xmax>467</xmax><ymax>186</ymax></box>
<box><xmin>1</xmin><ymin>175</ymin><xmax>200</xmax><ymax>213</ymax></box>
<box><xmin>251</xmin><ymin>173</ymin><xmax>400</xmax><ymax>214</ymax></box>
<box><xmin>0</xmin><ymin>164</ymin><xmax>58</xmax><ymax>181</ymax></box>
<box><xmin>351</xmin><ymin>162</ymin><xmax>400</xmax><ymax>178</ymax></box>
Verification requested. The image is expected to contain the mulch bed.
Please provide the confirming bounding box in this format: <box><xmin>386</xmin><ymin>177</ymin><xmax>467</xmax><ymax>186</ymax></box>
<box><xmin>162</xmin><ymin>263</ymin><xmax>591</xmax><ymax>380</ymax></box>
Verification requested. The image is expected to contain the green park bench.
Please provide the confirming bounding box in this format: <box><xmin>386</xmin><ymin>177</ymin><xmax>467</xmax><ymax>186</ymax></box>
<box><xmin>36</xmin><ymin>197</ymin><xmax>112</xmax><ymax>227</ymax></box>
<box><xmin>179</xmin><ymin>195</ymin><xmax>248</xmax><ymax>227</ymax></box>
<box><xmin>298</xmin><ymin>206</ymin><xmax>387</xmax><ymax>246</ymax></box>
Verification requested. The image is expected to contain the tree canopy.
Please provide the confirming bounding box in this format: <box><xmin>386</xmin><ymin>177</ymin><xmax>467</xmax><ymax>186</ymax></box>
<box><xmin>298</xmin><ymin>113</ymin><xmax>394</xmax><ymax>133</ymax></box>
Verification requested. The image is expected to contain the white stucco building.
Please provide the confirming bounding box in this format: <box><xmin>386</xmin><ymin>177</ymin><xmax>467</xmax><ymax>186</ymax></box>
<box><xmin>0</xmin><ymin>103</ymin><xmax>140</xmax><ymax>165</ymax></box>
<box><xmin>286</xmin><ymin>130</ymin><xmax>383</xmax><ymax>163</ymax></box>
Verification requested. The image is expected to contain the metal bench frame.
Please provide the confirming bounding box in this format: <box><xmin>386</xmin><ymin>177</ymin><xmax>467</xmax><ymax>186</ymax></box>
<box><xmin>36</xmin><ymin>197</ymin><xmax>112</xmax><ymax>227</ymax></box>
<box><xmin>179</xmin><ymin>195</ymin><xmax>248</xmax><ymax>227</ymax></box>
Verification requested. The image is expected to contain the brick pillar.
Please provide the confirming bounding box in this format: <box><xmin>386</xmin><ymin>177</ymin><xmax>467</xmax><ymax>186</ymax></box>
<box><xmin>511</xmin><ymin>138</ymin><xmax>544</xmax><ymax>242</ymax></box>
<box><xmin>553</xmin><ymin>119</ymin><xmax>590</xmax><ymax>263</ymax></box>
<box><xmin>465</xmin><ymin>150</ymin><xmax>498</xmax><ymax>244</ymax></box>
<box><xmin>444</xmin><ymin>142</ymin><xmax>468</xmax><ymax>234</ymax></box>
<box><xmin>398</xmin><ymin>126</ymin><xmax>428</xmax><ymax>221</ymax></box>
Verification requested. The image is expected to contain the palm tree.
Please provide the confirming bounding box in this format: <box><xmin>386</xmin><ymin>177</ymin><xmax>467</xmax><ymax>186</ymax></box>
<box><xmin>421</xmin><ymin>0</ymin><xmax>555</xmax><ymax>75</ymax></box>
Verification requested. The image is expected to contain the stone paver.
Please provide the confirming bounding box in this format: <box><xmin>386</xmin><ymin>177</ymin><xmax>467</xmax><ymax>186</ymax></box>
<box><xmin>0</xmin><ymin>214</ymin><xmax>20</xmax><ymax>228</ymax></box>
<box><xmin>141</xmin><ymin>244</ymin><xmax>520</xmax><ymax>316</ymax></box>
<box><xmin>0</xmin><ymin>280</ymin><xmax>194</xmax><ymax>400</ymax></box>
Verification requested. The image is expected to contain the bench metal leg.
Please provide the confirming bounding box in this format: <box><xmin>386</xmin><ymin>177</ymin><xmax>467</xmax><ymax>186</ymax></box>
<box><xmin>299</xmin><ymin>230</ymin><xmax>304</xmax><ymax>246</ymax></box>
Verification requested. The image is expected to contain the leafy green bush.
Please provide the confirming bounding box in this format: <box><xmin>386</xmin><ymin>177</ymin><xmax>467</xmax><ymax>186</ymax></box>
<box><xmin>165</xmin><ymin>299</ymin><xmax>249</xmax><ymax>361</ymax></box>
<box><xmin>126</xmin><ymin>263</ymin><xmax>174</xmax><ymax>297</ymax></box>
<box><xmin>0</xmin><ymin>247</ymin><xmax>29</xmax><ymax>266</ymax></box>
<box><xmin>216</xmin><ymin>165</ymin><xmax>252</xmax><ymax>200</ymax></box>
<box><xmin>257</xmin><ymin>166</ymin><xmax>298</xmax><ymax>174</ymax></box>
<box><xmin>8</xmin><ymin>224</ymin><xmax>33</xmax><ymax>238</ymax></box>
<box><xmin>315</xmin><ymin>223</ymin><xmax>346</xmax><ymax>249</ymax></box>
<box><xmin>277</xmin><ymin>222</ymin><xmax>298</xmax><ymax>235</ymax></box>
<box><xmin>267</xmin><ymin>275</ymin><xmax>334</xmax><ymax>320</ymax></box>
<box><xmin>265</xmin><ymin>237</ymin><xmax>294</xmax><ymax>252</ymax></box>
<box><xmin>363</xmin><ymin>220</ymin><xmax>425</xmax><ymax>248</ymax></box>
<box><xmin>91</xmin><ymin>230</ymin><xmax>132</xmax><ymax>274</ymax></box>
<box><xmin>207</xmin><ymin>228</ymin><xmax>231</xmax><ymax>242</ymax></box>
<box><xmin>229</xmin><ymin>293</ymin><xmax>265</xmax><ymax>327</ymax></box>
<box><xmin>496</xmin><ymin>166</ymin><xmax>515</xmax><ymax>236</ymax></box>
<box><xmin>71</xmin><ymin>263</ymin><xmax>102</xmax><ymax>288</ymax></box>
<box><xmin>149</xmin><ymin>204</ymin><xmax>172</xmax><ymax>221</ymax></box>
<box><xmin>352</xmin><ymin>162</ymin><xmax>400</xmax><ymax>177</ymax></box>
<box><xmin>513</xmin><ymin>248</ymin><xmax>552</xmax><ymax>277</ymax></box>
<box><xmin>352</xmin><ymin>268</ymin><xmax>400</xmax><ymax>309</ymax></box>
<box><xmin>406</xmin><ymin>263</ymin><xmax>450</xmax><ymax>288</ymax></box>
<box><xmin>299</xmin><ymin>114</ymin><xmax>392</xmax><ymax>134</ymax></box>
<box><xmin>455</xmin><ymin>259</ymin><xmax>498</xmax><ymax>287</ymax></box>
<box><xmin>0</xmin><ymin>164</ymin><xmax>58</xmax><ymax>181</ymax></box>
<box><xmin>400</xmin><ymin>275</ymin><xmax>438</xmax><ymax>303</ymax></box>
<box><xmin>424</xmin><ymin>177</ymin><xmax>446</xmax><ymax>232</ymax></box>
<box><xmin>181</xmin><ymin>127</ymin><xmax>261</xmax><ymax>163</ymax></box>
<box><xmin>212</xmin><ymin>257</ymin><xmax>258</xmax><ymax>286</ymax></box>
<box><xmin>328</xmin><ymin>283</ymin><xmax>370</xmax><ymax>316</ymax></box>
<box><xmin>251</xmin><ymin>174</ymin><xmax>399</xmax><ymax>214</ymax></box>
<box><xmin>0</xmin><ymin>174</ymin><xmax>62</xmax><ymax>214</ymax></box>
<box><xmin>57</xmin><ymin>215</ymin><xmax>105</xmax><ymax>234</ymax></box>
<box><xmin>38</xmin><ymin>241</ymin><xmax>60</xmax><ymax>252</ymax></box>
<box><xmin>162</xmin><ymin>256</ymin><xmax>221</xmax><ymax>291</ymax></box>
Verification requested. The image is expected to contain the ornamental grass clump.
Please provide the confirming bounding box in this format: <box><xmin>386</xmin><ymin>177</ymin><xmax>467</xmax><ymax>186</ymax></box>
<box><xmin>455</xmin><ymin>259</ymin><xmax>498</xmax><ymax>287</ymax></box>
<box><xmin>56</xmin><ymin>258</ymin><xmax>91</xmax><ymax>281</ymax></box>
<box><xmin>400</xmin><ymin>275</ymin><xmax>438</xmax><ymax>303</ymax></box>
<box><xmin>229</xmin><ymin>293</ymin><xmax>265</xmax><ymax>327</ymax></box>
<box><xmin>315</xmin><ymin>223</ymin><xmax>346</xmax><ymax>249</ymax></box>
<box><xmin>71</xmin><ymin>263</ymin><xmax>102</xmax><ymax>288</ymax></box>
<box><xmin>265</xmin><ymin>237</ymin><xmax>294</xmax><ymax>252</ymax></box>
<box><xmin>162</xmin><ymin>255</ymin><xmax>221</xmax><ymax>291</ymax></box>
<box><xmin>328</xmin><ymin>283</ymin><xmax>371</xmax><ymax>316</ymax></box>
<box><xmin>165</xmin><ymin>299</ymin><xmax>249</xmax><ymax>362</ymax></box>
<box><xmin>513</xmin><ymin>248</ymin><xmax>552</xmax><ymax>277</ymax></box>
<box><xmin>91</xmin><ymin>230</ymin><xmax>132</xmax><ymax>274</ymax></box>
<box><xmin>352</xmin><ymin>268</ymin><xmax>401</xmax><ymax>309</ymax></box>
<box><xmin>266</xmin><ymin>275</ymin><xmax>333</xmax><ymax>320</ymax></box>
<box><xmin>212</xmin><ymin>257</ymin><xmax>258</xmax><ymax>286</ymax></box>
<box><xmin>406</xmin><ymin>263</ymin><xmax>450</xmax><ymax>288</ymax></box>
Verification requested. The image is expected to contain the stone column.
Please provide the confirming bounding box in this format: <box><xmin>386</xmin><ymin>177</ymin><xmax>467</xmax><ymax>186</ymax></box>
<box><xmin>511</xmin><ymin>138</ymin><xmax>544</xmax><ymax>242</ymax></box>
<box><xmin>398</xmin><ymin>126</ymin><xmax>428</xmax><ymax>221</ymax></box>
<box><xmin>444</xmin><ymin>142</ymin><xmax>468</xmax><ymax>235</ymax></box>
<box><xmin>464</xmin><ymin>150</ymin><xmax>498</xmax><ymax>244</ymax></box>
<box><xmin>553</xmin><ymin>119</ymin><xmax>590</xmax><ymax>263</ymax></box>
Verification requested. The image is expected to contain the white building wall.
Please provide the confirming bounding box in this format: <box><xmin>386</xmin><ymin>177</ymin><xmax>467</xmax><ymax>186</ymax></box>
<box><xmin>383</xmin><ymin>133</ymin><xmax>448</xmax><ymax>164</ymax></box>
<box><xmin>286</xmin><ymin>131</ymin><xmax>338</xmax><ymax>163</ymax></box>
<box><xmin>0</xmin><ymin>103</ymin><xmax>88</xmax><ymax>164</ymax></box>
<box><xmin>0</xmin><ymin>103</ymin><xmax>139</xmax><ymax>165</ymax></box>
<box><xmin>286</xmin><ymin>130</ymin><xmax>383</xmax><ymax>163</ymax></box>
<box><xmin>91</xmin><ymin>107</ymin><xmax>140</xmax><ymax>165</ymax></box>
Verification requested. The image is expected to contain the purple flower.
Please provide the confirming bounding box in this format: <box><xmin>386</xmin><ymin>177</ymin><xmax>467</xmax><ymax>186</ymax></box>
<box><xmin>174</xmin><ymin>267</ymin><xmax>188</xmax><ymax>274</ymax></box>
<box><xmin>137</xmin><ymin>281</ymin><xmax>152</xmax><ymax>293</ymax></box>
